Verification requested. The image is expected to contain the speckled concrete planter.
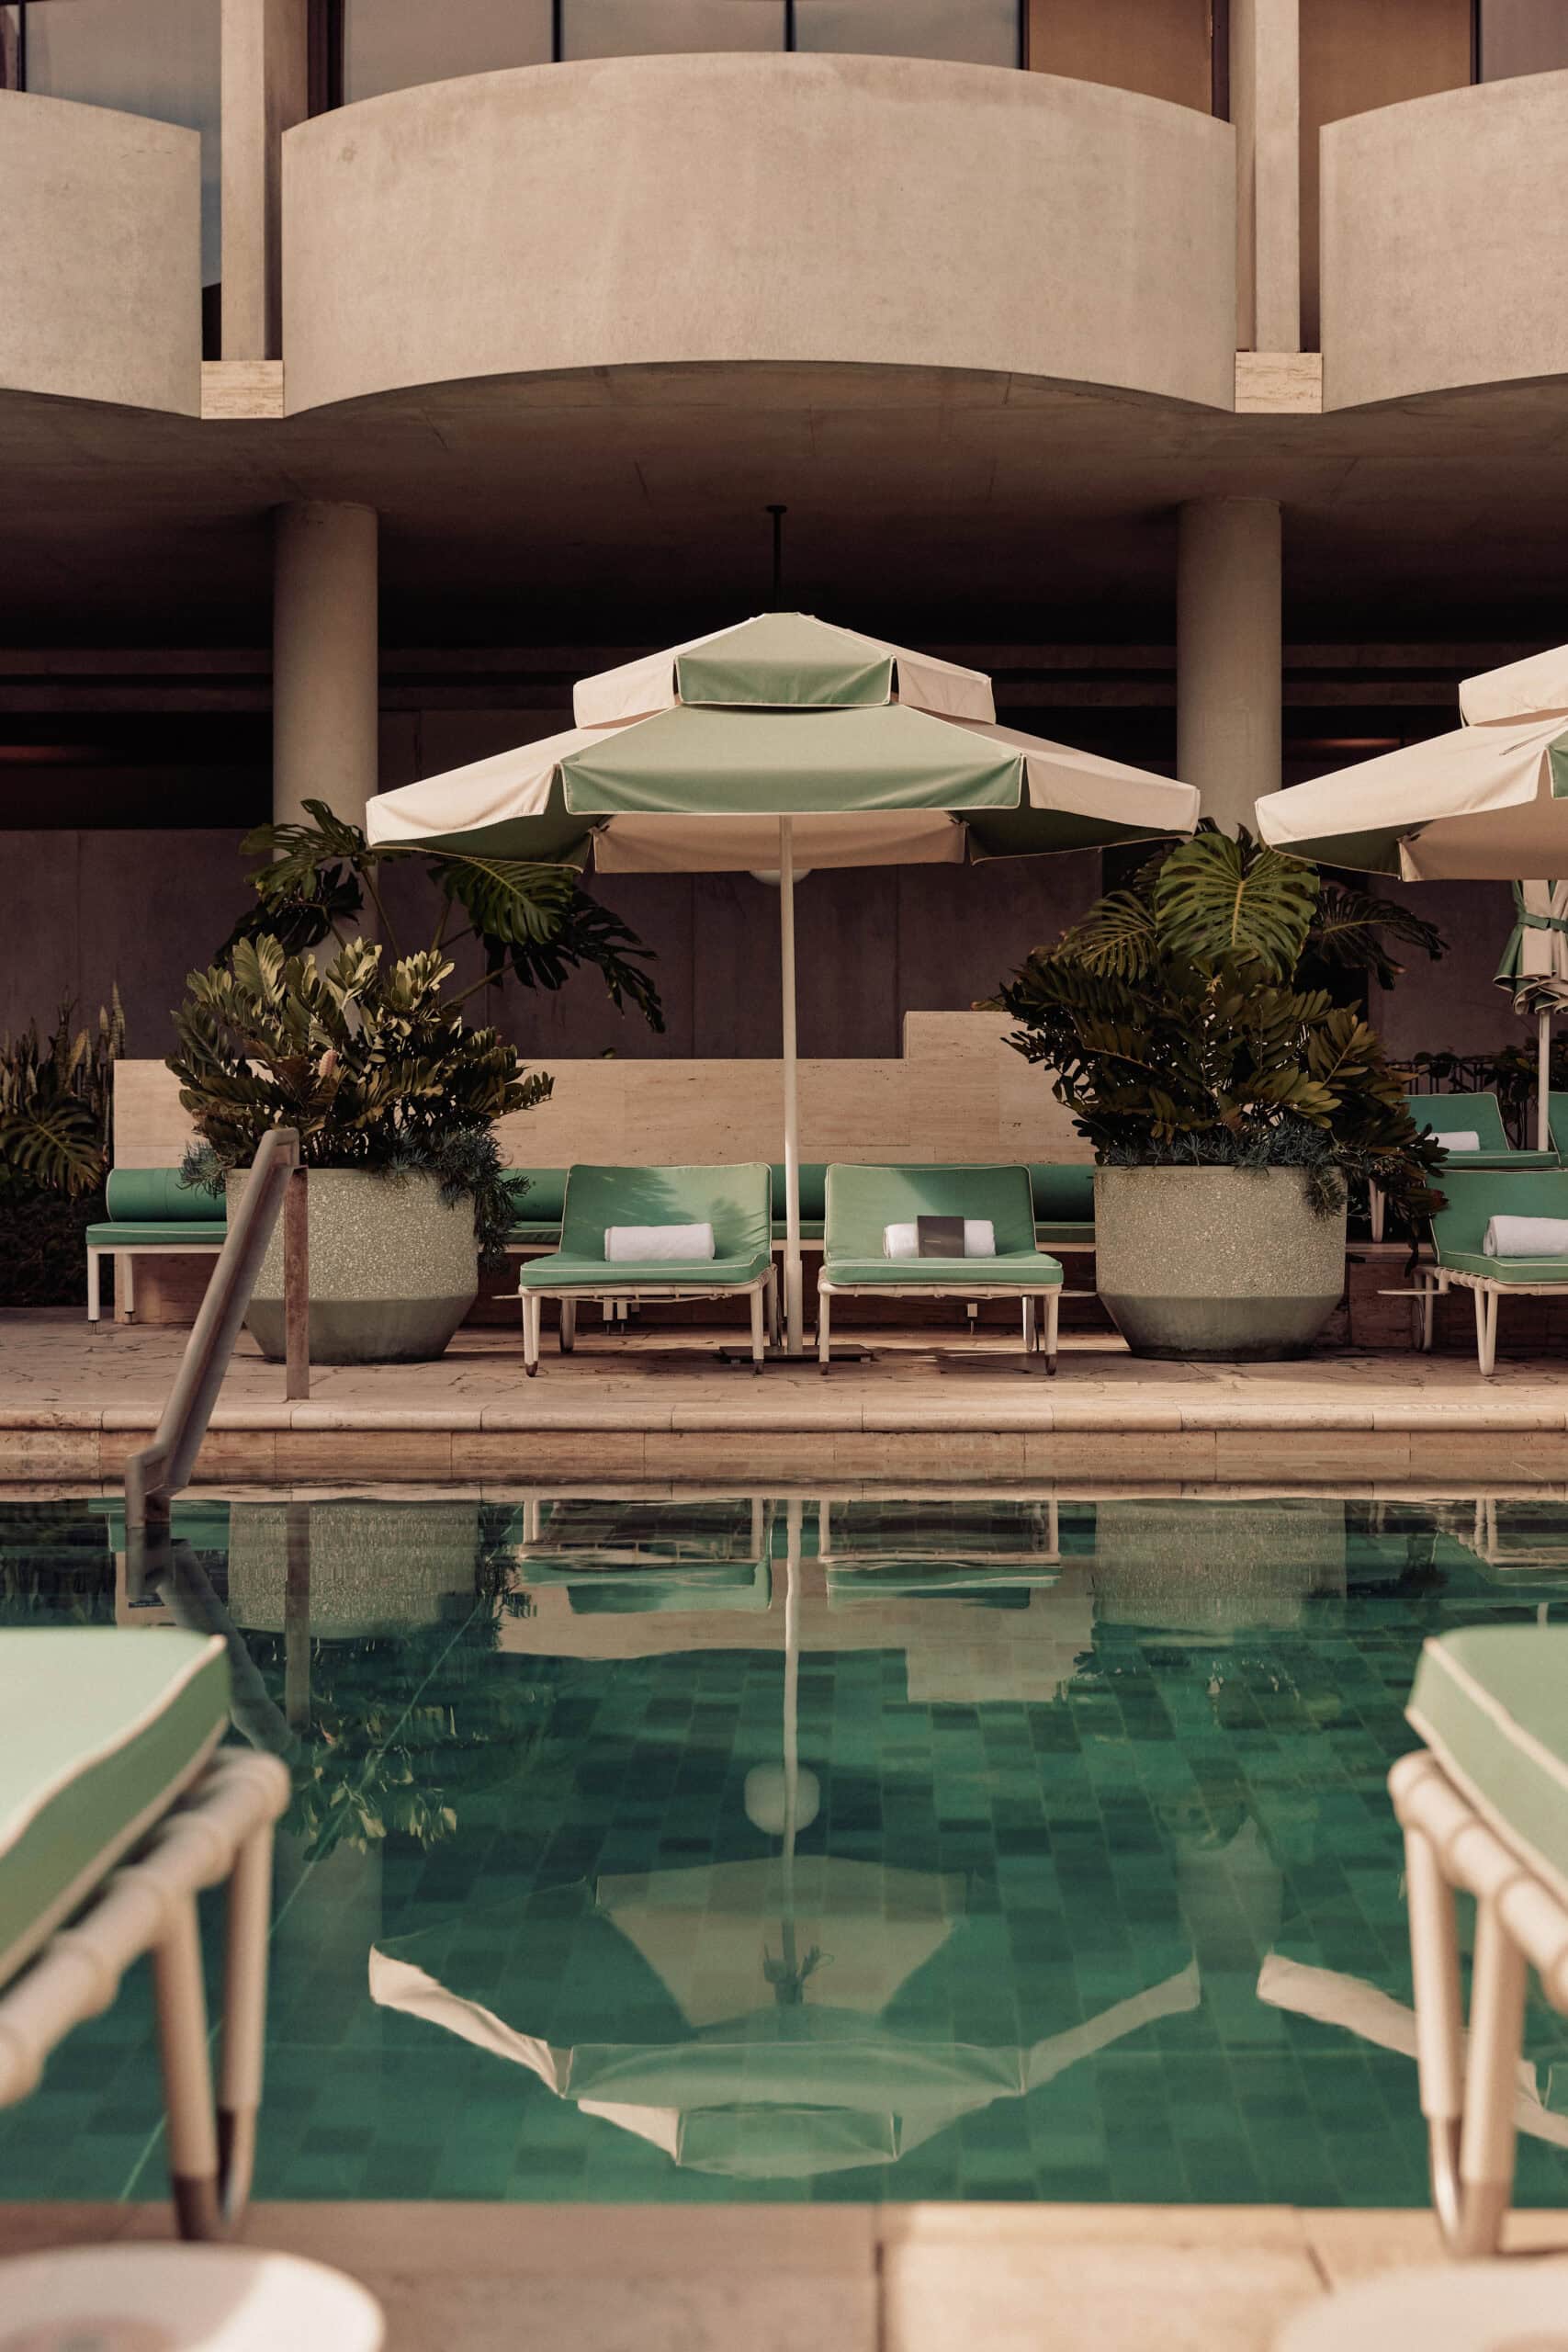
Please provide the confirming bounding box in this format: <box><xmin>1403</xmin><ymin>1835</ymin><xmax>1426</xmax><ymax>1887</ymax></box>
<box><xmin>1093</xmin><ymin>1167</ymin><xmax>1346</xmax><ymax>1362</ymax></box>
<box><xmin>226</xmin><ymin>1500</ymin><xmax>485</xmax><ymax>1637</ymax></box>
<box><xmin>226</xmin><ymin>1167</ymin><xmax>478</xmax><ymax>1364</ymax></box>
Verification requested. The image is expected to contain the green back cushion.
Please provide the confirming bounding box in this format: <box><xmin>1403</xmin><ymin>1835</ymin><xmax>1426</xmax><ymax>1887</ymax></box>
<box><xmin>1406</xmin><ymin>1091</ymin><xmax>1510</xmax><ymax>1150</ymax></box>
<box><xmin>825</xmin><ymin>1163</ymin><xmax>1037</xmax><ymax>1258</ymax></box>
<box><xmin>771</xmin><ymin>1165</ymin><xmax>829</xmax><ymax>1221</ymax></box>
<box><xmin>559</xmin><ymin>1164</ymin><xmax>773</xmax><ymax>1263</ymax></box>
<box><xmin>1027</xmin><ymin>1163</ymin><xmax>1095</xmax><ymax>1222</ymax></box>
<box><xmin>502</xmin><ymin>1169</ymin><xmax>569</xmax><ymax>1221</ymax></box>
<box><xmin>1428</xmin><ymin>1167</ymin><xmax>1568</xmax><ymax>1260</ymax></box>
<box><xmin>0</xmin><ymin>1629</ymin><xmax>230</xmax><ymax>1990</ymax></box>
<box><xmin>1551</xmin><ymin>1093</ymin><xmax>1568</xmax><ymax>1156</ymax></box>
<box><xmin>105</xmin><ymin>1167</ymin><xmax>224</xmax><ymax>1224</ymax></box>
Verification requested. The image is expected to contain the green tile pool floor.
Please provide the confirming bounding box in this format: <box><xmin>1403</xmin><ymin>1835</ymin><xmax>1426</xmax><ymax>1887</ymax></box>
<box><xmin>3</xmin><ymin>1489</ymin><xmax>1568</xmax><ymax>2208</ymax></box>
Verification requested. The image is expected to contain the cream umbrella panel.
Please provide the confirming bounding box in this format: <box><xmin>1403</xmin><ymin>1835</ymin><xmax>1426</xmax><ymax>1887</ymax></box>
<box><xmin>367</xmin><ymin>613</ymin><xmax>1201</xmax><ymax>1354</ymax></box>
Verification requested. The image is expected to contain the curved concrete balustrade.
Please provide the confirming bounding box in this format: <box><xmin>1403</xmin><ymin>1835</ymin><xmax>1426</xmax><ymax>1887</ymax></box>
<box><xmin>1322</xmin><ymin>70</ymin><xmax>1568</xmax><ymax>411</ymax></box>
<box><xmin>282</xmin><ymin>53</ymin><xmax>1235</xmax><ymax>414</ymax></box>
<box><xmin>0</xmin><ymin>92</ymin><xmax>202</xmax><ymax>415</ymax></box>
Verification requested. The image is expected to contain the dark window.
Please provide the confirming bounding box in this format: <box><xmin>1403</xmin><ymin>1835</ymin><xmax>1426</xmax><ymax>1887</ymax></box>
<box><xmin>1476</xmin><ymin>0</ymin><xmax>1568</xmax><ymax>81</ymax></box>
<box><xmin>6</xmin><ymin>0</ymin><xmax>221</xmax><ymax>286</ymax></box>
<box><xmin>342</xmin><ymin>0</ymin><xmax>552</xmax><ymax>103</ymax></box>
<box><xmin>795</xmin><ymin>0</ymin><xmax>1018</xmax><ymax>66</ymax></box>
<box><xmin>560</xmin><ymin>2</ymin><xmax>784</xmax><ymax>59</ymax></box>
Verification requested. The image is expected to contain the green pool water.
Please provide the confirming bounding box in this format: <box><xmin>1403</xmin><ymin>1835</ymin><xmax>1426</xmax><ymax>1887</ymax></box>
<box><xmin>3</xmin><ymin>1489</ymin><xmax>1567</xmax><ymax>2208</ymax></box>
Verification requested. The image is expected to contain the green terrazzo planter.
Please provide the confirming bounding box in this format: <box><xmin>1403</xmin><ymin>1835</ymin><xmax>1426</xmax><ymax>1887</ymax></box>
<box><xmin>1093</xmin><ymin>1166</ymin><xmax>1347</xmax><ymax>1361</ymax></box>
<box><xmin>226</xmin><ymin>1167</ymin><xmax>479</xmax><ymax>1363</ymax></box>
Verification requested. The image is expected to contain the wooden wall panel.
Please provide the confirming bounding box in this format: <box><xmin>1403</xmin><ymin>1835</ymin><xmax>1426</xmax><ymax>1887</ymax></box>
<box><xmin>1027</xmin><ymin>0</ymin><xmax>1213</xmax><ymax>113</ymax></box>
<box><xmin>1301</xmin><ymin>0</ymin><xmax>1472</xmax><ymax>345</ymax></box>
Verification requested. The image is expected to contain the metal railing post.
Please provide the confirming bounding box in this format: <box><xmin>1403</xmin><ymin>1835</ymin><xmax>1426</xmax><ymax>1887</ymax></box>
<box><xmin>124</xmin><ymin>1127</ymin><xmax>306</xmax><ymax>1532</ymax></box>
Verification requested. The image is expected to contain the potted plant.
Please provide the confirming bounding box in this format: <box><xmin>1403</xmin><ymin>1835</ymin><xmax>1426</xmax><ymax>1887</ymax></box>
<box><xmin>0</xmin><ymin>993</ymin><xmax>124</xmax><ymax>1307</ymax></box>
<box><xmin>171</xmin><ymin>805</ymin><xmax>663</xmax><ymax>1363</ymax></box>
<box><xmin>994</xmin><ymin>827</ymin><xmax>1446</xmax><ymax>1360</ymax></box>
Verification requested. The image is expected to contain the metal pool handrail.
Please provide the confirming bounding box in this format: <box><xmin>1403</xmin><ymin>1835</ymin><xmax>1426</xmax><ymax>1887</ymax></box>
<box><xmin>125</xmin><ymin>1127</ymin><xmax>309</xmax><ymax>1532</ymax></box>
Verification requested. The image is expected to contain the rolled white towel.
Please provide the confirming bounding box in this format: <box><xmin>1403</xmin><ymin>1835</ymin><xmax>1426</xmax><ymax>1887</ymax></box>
<box><xmin>1427</xmin><ymin>1129</ymin><xmax>1483</xmax><ymax>1153</ymax></box>
<box><xmin>604</xmin><ymin>1222</ymin><xmax>716</xmax><ymax>1263</ymax></box>
<box><xmin>883</xmin><ymin>1220</ymin><xmax>998</xmax><ymax>1260</ymax></box>
<box><xmin>1483</xmin><ymin>1215</ymin><xmax>1568</xmax><ymax>1258</ymax></box>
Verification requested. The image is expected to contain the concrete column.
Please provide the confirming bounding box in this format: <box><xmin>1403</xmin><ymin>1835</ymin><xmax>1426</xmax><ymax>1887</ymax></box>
<box><xmin>221</xmin><ymin>0</ymin><xmax>308</xmax><ymax>359</ymax></box>
<box><xmin>272</xmin><ymin>503</ymin><xmax>379</xmax><ymax>837</ymax></box>
<box><xmin>1230</xmin><ymin>0</ymin><xmax>1301</xmax><ymax>351</ymax></box>
<box><xmin>1177</xmin><ymin>498</ymin><xmax>1282</xmax><ymax>838</ymax></box>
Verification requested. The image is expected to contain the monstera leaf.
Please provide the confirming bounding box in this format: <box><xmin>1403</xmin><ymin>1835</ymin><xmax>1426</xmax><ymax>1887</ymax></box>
<box><xmin>1153</xmin><ymin>827</ymin><xmax>1319</xmax><ymax>978</ymax></box>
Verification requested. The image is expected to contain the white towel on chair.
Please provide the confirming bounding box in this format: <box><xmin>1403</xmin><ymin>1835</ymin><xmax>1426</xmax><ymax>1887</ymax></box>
<box><xmin>604</xmin><ymin>1223</ymin><xmax>716</xmax><ymax>1263</ymax></box>
<box><xmin>1483</xmin><ymin>1215</ymin><xmax>1568</xmax><ymax>1258</ymax></box>
<box><xmin>883</xmin><ymin>1220</ymin><xmax>997</xmax><ymax>1260</ymax></box>
<box><xmin>1429</xmin><ymin>1130</ymin><xmax>1482</xmax><ymax>1153</ymax></box>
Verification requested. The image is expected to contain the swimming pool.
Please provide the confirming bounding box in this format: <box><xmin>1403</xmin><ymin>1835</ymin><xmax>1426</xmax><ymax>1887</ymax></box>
<box><xmin>2</xmin><ymin>1489</ymin><xmax>1566</xmax><ymax>2208</ymax></box>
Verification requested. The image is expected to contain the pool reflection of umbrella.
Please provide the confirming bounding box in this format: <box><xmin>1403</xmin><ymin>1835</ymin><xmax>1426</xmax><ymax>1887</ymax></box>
<box><xmin>371</xmin><ymin>1499</ymin><xmax>1201</xmax><ymax>2177</ymax></box>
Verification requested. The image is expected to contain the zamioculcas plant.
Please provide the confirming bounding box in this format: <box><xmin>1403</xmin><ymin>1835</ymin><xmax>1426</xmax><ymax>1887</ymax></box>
<box><xmin>0</xmin><ymin>990</ymin><xmax>125</xmax><ymax>1199</ymax></box>
<box><xmin>994</xmin><ymin>825</ymin><xmax>1447</xmax><ymax>1232</ymax></box>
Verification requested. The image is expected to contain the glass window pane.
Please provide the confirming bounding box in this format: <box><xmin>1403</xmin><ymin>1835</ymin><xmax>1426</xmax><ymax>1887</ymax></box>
<box><xmin>562</xmin><ymin>2</ymin><xmax>785</xmax><ymax>61</ymax></box>
<box><xmin>1479</xmin><ymin>0</ymin><xmax>1568</xmax><ymax>81</ymax></box>
<box><xmin>795</xmin><ymin>0</ymin><xmax>1017</xmax><ymax>66</ymax></box>
<box><xmin>22</xmin><ymin>0</ymin><xmax>221</xmax><ymax>282</ymax></box>
<box><xmin>344</xmin><ymin>0</ymin><xmax>553</xmax><ymax>105</ymax></box>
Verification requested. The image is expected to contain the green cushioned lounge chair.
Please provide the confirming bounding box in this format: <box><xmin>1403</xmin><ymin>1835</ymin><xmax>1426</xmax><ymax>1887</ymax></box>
<box><xmin>517</xmin><ymin>1163</ymin><xmax>777</xmax><ymax>1374</ymax></box>
<box><xmin>1369</xmin><ymin>1096</ymin><xmax>1559</xmax><ymax>1241</ymax></box>
<box><xmin>1416</xmin><ymin>1167</ymin><xmax>1568</xmax><ymax>1373</ymax></box>
<box><xmin>1390</xmin><ymin>1626</ymin><xmax>1568</xmax><ymax>2255</ymax></box>
<box><xmin>0</xmin><ymin>1629</ymin><xmax>290</xmax><ymax>2238</ymax></box>
<box><xmin>502</xmin><ymin>1167</ymin><xmax>570</xmax><ymax>1250</ymax></box>
<box><xmin>85</xmin><ymin>1168</ymin><xmax>228</xmax><ymax>1325</ymax></box>
<box><xmin>818</xmin><ymin>1164</ymin><xmax>1064</xmax><ymax>1374</ymax></box>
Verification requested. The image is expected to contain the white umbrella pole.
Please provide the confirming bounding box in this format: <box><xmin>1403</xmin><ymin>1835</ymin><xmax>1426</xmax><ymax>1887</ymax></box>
<box><xmin>778</xmin><ymin>817</ymin><xmax>805</xmax><ymax>1355</ymax></box>
<box><xmin>1539</xmin><ymin>1009</ymin><xmax>1553</xmax><ymax>1152</ymax></box>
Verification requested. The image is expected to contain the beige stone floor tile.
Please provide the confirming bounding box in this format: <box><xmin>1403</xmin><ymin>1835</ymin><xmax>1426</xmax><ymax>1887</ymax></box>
<box><xmin>289</xmin><ymin>1404</ymin><xmax>486</xmax><ymax>1431</ymax></box>
<box><xmin>1302</xmin><ymin>2205</ymin><xmax>1568</xmax><ymax>2282</ymax></box>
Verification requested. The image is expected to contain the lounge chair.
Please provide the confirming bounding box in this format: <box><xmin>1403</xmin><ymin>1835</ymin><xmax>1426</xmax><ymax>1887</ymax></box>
<box><xmin>1390</xmin><ymin>1625</ymin><xmax>1568</xmax><ymax>2254</ymax></box>
<box><xmin>1416</xmin><ymin>1167</ymin><xmax>1568</xmax><ymax>1373</ymax></box>
<box><xmin>0</xmin><ymin>1628</ymin><xmax>290</xmax><ymax>2237</ymax></box>
<box><xmin>817</xmin><ymin>1163</ymin><xmax>1063</xmax><ymax>1373</ymax></box>
<box><xmin>517</xmin><ymin>1162</ymin><xmax>777</xmax><ymax>1374</ymax></box>
<box><xmin>85</xmin><ymin>1167</ymin><xmax>228</xmax><ymax>1325</ymax></box>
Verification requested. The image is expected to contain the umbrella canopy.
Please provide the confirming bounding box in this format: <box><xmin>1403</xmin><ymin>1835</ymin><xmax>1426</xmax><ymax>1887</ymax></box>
<box><xmin>366</xmin><ymin>614</ymin><xmax>1198</xmax><ymax>1355</ymax></box>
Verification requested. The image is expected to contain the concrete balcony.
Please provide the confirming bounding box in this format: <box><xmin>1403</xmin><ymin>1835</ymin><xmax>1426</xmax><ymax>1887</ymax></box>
<box><xmin>0</xmin><ymin>91</ymin><xmax>202</xmax><ymax>415</ymax></box>
<box><xmin>1322</xmin><ymin>69</ymin><xmax>1568</xmax><ymax>411</ymax></box>
<box><xmin>281</xmin><ymin>52</ymin><xmax>1236</xmax><ymax>414</ymax></box>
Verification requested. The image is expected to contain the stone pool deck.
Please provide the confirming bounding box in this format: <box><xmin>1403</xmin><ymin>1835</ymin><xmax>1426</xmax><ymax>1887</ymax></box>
<box><xmin>7</xmin><ymin>1308</ymin><xmax>1568</xmax><ymax>1486</ymax></box>
<box><xmin>5</xmin><ymin>2199</ymin><xmax>1566</xmax><ymax>2350</ymax></box>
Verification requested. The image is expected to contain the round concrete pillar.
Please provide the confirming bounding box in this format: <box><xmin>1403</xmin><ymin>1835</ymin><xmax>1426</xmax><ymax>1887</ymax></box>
<box><xmin>1177</xmin><ymin>498</ymin><xmax>1281</xmax><ymax>838</ymax></box>
<box><xmin>272</xmin><ymin>501</ymin><xmax>378</xmax><ymax>835</ymax></box>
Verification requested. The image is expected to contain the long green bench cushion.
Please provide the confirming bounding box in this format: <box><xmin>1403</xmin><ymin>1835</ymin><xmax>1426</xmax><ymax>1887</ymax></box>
<box><xmin>520</xmin><ymin>1163</ymin><xmax>773</xmax><ymax>1291</ymax></box>
<box><xmin>1407</xmin><ymin>1626</ymin><xmax>1568</xmax><ymax>1904</ymax></box>
<box><xmin>503</xmin><ymin>1170</ymin><xmax>569</xmax><ymax>1246</ymax></box>
<box><xmin>0</xmin><ymin>1629</ymin><xmax>230</xmax><ymax>1991</ymax></box>
<box><xmin>1027</xmin><ymin>1163</ymin><xmax>1095</xmax><ymax>1223</ymax></box>
<box><xmin>104</xmin><ymin>1169</ymin><xmax>224</xmax><ymax>1225</ymax></box>
<box><xmin>1429</xmin><ymin>1168</ymin><xmax>1568</xmax><ymax>1283</ymax></box>
<box><xmin>824</xmin><ymin>1163</ymin><xmax>1062</xmax><ymax>1286</ymax></box>
<box><xmin>85</xmin><ymin>1222</ymin><xmax>228</xmax><ymax>1250</ymax></box>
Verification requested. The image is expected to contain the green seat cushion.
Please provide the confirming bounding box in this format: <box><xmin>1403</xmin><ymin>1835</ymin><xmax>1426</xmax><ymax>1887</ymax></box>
<box><xmin>0</xmin><ymin>1629</ymin><xmax>230</xmax><ymax>1991</ymax></box>
<box><xmin>1432</xmin><ymin>1150</ymin><xmax>1559</xmax><ymax>1171</ymax></box>
<box><xmin>104</xmin><ymin>1169</ymin><xmax>223</xmax><ymax>1225</ymax></box>
<box><xmin>1407</xmin><ymin>1626</ymin><xmax>1568</xmax><ymax>1902</ymax></box>
<box><xmin>85</xmin><ymin>1223</ymin><xmax>227</xmax><ymax>1249</ymax></box>
<box><xmin>826</xmin><ymin>1162</ymin><xmax>1042</xmax><ymax>1253</ymax></box>
<box><xmin>1035</xmin><ymin>1221</ymin><xmax>1094</xmax><ymax>1248</ymax></box>
<box><xmin>520</xmin><ymin>1249</ymin><xmax>771</xmax><ymax>1291</ymax></box>
<box><xmin>823</xmin><ymin>1250</ymin><xmax>1062</xmax><ymax>1289</ymax></box>
<box><xmin>1430</xmin><ymin>1169</ymin><xmax>1568</xmax><ymax>1275</ymax></box>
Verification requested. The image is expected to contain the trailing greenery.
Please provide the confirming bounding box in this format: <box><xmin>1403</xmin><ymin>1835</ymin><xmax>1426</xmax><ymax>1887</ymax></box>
<box><xmin>171</xmin><ymin>937</ymin><xmax>547</xmax><ymax>1262</ymax></box>
<box><xmin>0</xmin><ymin>995</ymin><xmax>124</xmax><ymax>1306</ymax></box>
<box><xmin>993</xmin><ymin>825</ymin><xmax>1447</xmax><ymax>1228</ymax></box>
<box><xmin>221</xmin><ymin>798</ymin><xmax>664</xmax><ymax>1033</ymax></box>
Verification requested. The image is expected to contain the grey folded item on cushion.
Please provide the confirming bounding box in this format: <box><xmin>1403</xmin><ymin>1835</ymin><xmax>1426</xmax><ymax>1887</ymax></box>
<box><xmin>1427</xmin><ymin>1129</ymin><xmax>1483</xmax><ymax>1152</ymax></box>
<box><xmin>604</xmin><ymin>1222</ymin><xmax>716</xmax><ymax>1263</ymax></box>
<box><xmin>1483</xmin><ymin>1215</ymin><xmax>1568</xmax><ymax>1258</ymax></box>
<box><xmin>884</xmin><ymin>1219</ymin><xmax>997</xmax><ymax>1260</ymax></box>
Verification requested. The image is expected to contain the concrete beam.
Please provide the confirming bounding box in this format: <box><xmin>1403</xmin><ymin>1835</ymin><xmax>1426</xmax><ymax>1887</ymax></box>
<box><xmin>221</xmin><ymin>0</ymin><xmax>308</xmax><ymax>361</ymax></box>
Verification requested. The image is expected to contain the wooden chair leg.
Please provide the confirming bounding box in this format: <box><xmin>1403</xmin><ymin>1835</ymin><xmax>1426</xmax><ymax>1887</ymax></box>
<box><xmin>749</xmin><ymin>1285</ymin><xmax>765</xmax><ymax>1373</ymax></box>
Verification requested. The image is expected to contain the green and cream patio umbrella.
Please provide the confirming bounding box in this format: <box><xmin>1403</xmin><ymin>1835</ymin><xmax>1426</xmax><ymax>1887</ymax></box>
<box><xmin>1255</xmin><ymin>642</ymin><xmax>1568</xmax><ymax>1149</ymax></box>
<box><xmin>367</xmin><ymin>613</ymin><xmax>1201</xmax><ymax>1354</ymax></box>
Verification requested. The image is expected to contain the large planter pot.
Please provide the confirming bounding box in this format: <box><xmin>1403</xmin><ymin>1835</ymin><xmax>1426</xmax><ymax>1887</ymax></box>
<box><xmin>226</xmin><ymin>1167</ymin><xmax>479</xmax><ymax>1363</ymax></box>
<box><xmin>1093</xmin><ymin>1166</ymin><xmax>1346</xmax><ymax>1362</ymax></box>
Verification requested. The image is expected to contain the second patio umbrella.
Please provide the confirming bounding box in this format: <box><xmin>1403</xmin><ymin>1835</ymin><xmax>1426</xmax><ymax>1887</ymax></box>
<box><xmin>367</xmin><ymin>612</ymin><xmax>1200</xmax><ymax>1353</ymax></box>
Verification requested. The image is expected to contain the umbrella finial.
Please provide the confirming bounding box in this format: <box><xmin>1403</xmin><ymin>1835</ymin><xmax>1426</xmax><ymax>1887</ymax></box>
<box><xmin>765</xmin><ymin>503</ymin><xmax>787</xmax><ymax>611</ymax></box>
